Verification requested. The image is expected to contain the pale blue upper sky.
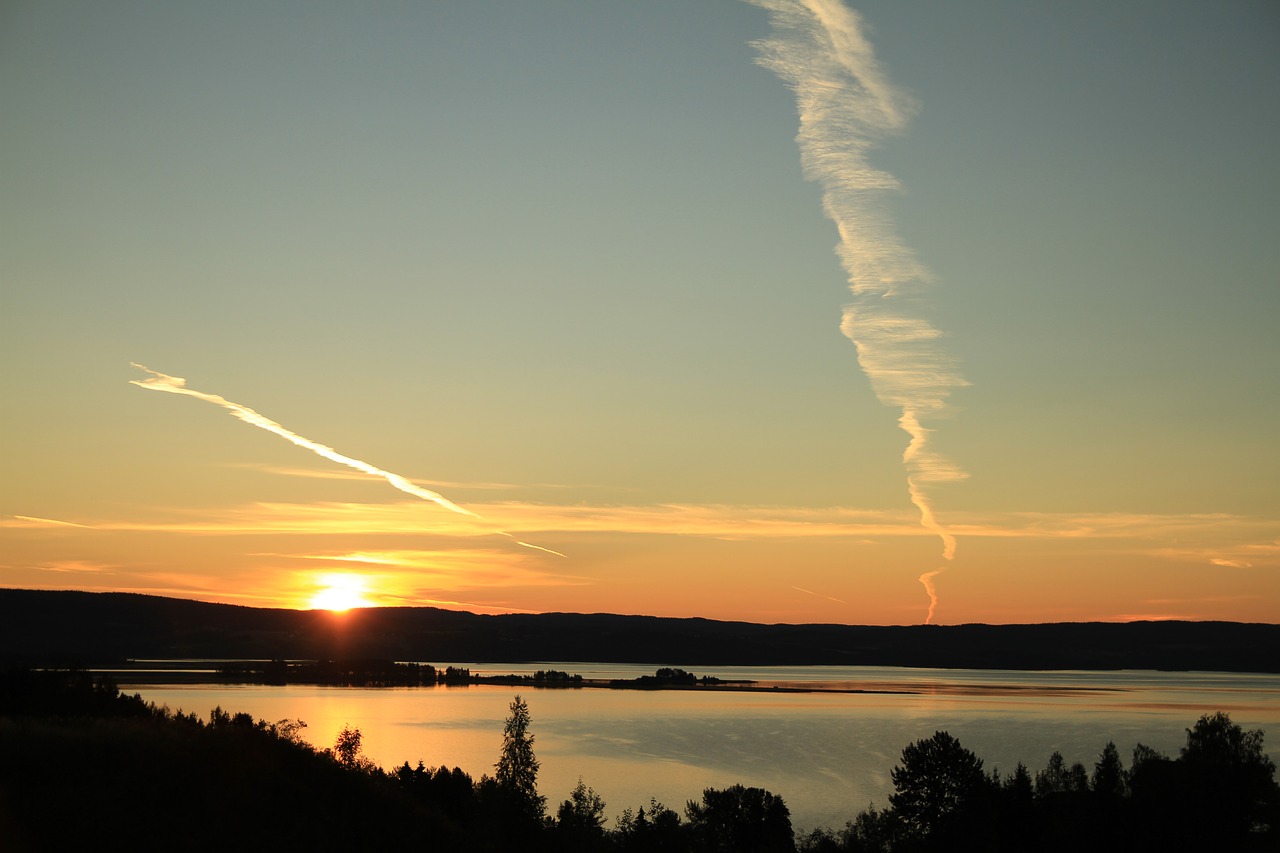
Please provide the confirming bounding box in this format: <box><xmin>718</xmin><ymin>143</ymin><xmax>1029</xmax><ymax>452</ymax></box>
<box><xmin>2</xmin><ymin>1</ymin><xmax>1277</xmax><ymax>622</ymax></box>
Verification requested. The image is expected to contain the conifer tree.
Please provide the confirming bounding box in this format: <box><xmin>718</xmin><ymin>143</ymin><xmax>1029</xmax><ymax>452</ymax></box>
<box><xmin>495</xmin><ymin>694</ymin><xmax>545</xmax><ymax>819</ymax></box>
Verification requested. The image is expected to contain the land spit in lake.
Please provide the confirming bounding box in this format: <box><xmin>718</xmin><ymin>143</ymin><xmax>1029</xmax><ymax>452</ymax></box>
<box><xmin>95</xmin><ymin>658</ymin><xmax>922</xmax><ymax>696</ymax></box>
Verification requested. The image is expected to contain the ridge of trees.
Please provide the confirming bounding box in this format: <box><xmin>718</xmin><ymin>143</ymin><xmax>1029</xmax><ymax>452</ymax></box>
<box><xmin>803</xmin><ymin>714</ymin><xmax>1279</xmax><ymax>852</ymax></box>
<box><xmin>4</xmin><ymin>588</ymin><xmax>1279</xmax><ymax>672</ymax></box>
<box><xmin>2</xmin><ymin>670</ymin><xmax>1277</xmax><ymax>851</ymax></box>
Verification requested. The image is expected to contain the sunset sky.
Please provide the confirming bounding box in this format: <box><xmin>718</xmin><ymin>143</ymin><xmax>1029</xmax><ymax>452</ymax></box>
<box><xmin>3</xmin><ymin>1</ymin><xmax>1277</xmax><ymax>625</ymax></box>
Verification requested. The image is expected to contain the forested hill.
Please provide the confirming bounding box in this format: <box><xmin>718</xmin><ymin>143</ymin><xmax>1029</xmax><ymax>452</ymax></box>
<box><xmin>2</xmin><ymin>588</ymin><xmax>1277</xmax><ymax>672</ymax></box>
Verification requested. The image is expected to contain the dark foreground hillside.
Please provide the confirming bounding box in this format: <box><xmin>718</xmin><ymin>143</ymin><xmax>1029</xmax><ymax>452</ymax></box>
<box><xmin>2</xmin><ymin>588</ymin><xmax>1279</xmax><ymax>671</ymax></box>
<box><xmin>0</xmin><ymin>672</ymin><xmax>474</xmax><ymax>852</ymax></box>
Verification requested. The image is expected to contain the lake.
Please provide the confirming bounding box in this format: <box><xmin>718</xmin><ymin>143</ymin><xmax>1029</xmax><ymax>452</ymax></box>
<box><xmin>124</xmin><ymin>664</ymin><xmax>1280</xmax><ymax>833</ymax></box>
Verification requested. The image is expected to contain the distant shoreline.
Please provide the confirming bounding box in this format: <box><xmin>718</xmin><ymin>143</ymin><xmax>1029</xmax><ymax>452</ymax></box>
<box><xmin>95</xmin><ymin>660</ymin><xmax>1150</xmax><ymax>700</ymax></box>
<box><xmin>108</xmin><ymin>671</ymin><xmax>922</xmax><ymax>696</ymax></box>
<box><xmin>6</xmin><ymin>589</ymin><xmax>1279</xmax><ymax>673</ymax></box>
<box><xmin>97</xmin><ymin>661</ymin><xmax>922</xmax><ymax>694</ymax></box>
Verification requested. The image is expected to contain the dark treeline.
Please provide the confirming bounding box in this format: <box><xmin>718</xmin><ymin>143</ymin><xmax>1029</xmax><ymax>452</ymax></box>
<box><xmin>609</xmin><ymin>667</ymin><xmax>723</xmax><ymax>688</ymax></box>
<box><xmin>0</xmin><ymin>670</ymin><xmax>471</xmax><ymax>851</ymax></box>
<box><xmin>2</xmin><ymin>671</ymin><xmax>1277</xmax><ymax>852</ymax></box>
<box><xmin>802</xmin><ymin>717</ymin><xmax>1280</xmax><ymax>852</ymax></box>
<box><xmin>218</xmin><ymin>659</ymin><xmax>588</xmax><ymax>687</ymax></box>
<box><xmin>5</xmin><ymin>589</ymin><xmax>1279</xmax><ymax>672</ymax></box>
<box><xmin>142</xmin><ymin>658</ymin><xmax>718</xmax><ymax>689</ymax></box>
<box><xmin>218</xmin><ymin>659</ymin><xmax>475</xmax><ymax>686</ymax></box>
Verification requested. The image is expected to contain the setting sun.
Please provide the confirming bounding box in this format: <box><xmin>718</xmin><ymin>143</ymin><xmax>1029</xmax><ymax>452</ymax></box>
<box><xmin>309</xmin><ymin>574</ymin><xmax>373</xmax><ymax>612</ymax></box>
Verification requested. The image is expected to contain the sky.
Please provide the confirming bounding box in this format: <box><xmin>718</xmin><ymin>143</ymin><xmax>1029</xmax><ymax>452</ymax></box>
<box><xmin>2</xmin><ymin>0</ymin><xmax>1277</xmax><ymax>625</ymax></box>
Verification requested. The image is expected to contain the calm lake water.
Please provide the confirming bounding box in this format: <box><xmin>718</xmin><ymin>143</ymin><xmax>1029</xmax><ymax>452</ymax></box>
<box><xmin>125</xmin><ymin>664</ymin><xmax>1280</xmax><ymax>833</ymax></box>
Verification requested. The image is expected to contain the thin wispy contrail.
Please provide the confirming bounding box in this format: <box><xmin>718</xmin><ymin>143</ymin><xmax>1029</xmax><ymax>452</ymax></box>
<box><xmin>10</xmin><ymin>515</ymin><xmax>92</xmax><ymax>529</ymax></box>
<box><xmin>792</xmin><ymin>585</ymin><xmax>848</xmax><ymax>604</ymax></box>
<box><xmin>747</xmin><ymin>0</ymin><xmax>967</xmax><ymax>622</ymax></box>
<box><xmin>129</xmin><ymin>363</ymin><xmax>564</xmax><ymax>557</ymax></box>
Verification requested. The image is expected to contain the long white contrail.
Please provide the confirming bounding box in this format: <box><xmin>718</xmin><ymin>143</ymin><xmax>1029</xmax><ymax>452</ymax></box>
<box><xmin>129</xmin><ymin>363</ymin><xmax>563</xmax><ymax>557</ymax></box>
<box><xmin>747</xmin><ymin>0</ymin><xmax>967</xmax><ymax>621</ymax></box>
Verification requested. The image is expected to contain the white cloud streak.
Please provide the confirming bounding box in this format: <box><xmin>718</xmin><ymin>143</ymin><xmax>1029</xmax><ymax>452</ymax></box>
<box><xmin>231</xmin><ymin>463</ymin><xmax>573</xmax><ymax>492</ymax></box>
<box><xmin>20</xmin><ymin>496</ymin><xmax>1271</xmax><ymax>554</ymax></box>
<box><xmin>747</xmin><ymin>0</ymin><xmax>967</xmax><ymax>621</ymax></box>
<box><xmin>129</xmin><ymin>364</ymin><xmax>564</xmax><ymax>558</ymax></box>
<box><xmin>792</xmin><ymin>584</ymin><xmax>848</xmax><ymax>604</ymax></box>
<box><xmin>4</xmin><ymin>515</ymin><xmax>93</xmax><ymax>529</ymax></box>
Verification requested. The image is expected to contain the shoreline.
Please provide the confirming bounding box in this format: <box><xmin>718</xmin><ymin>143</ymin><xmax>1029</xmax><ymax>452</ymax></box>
<box><xmin>97</xmin><ymin>662</ymin><xmax>1137</xmax><ymax>698</ymax></box>
<box><xmin>112</xmin><ymin>673</ymin><xmax>923</xmax><ymax>696</ymax></box>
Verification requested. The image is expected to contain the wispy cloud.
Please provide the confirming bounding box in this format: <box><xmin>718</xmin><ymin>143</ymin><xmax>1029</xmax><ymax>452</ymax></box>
<box><xmin>949</xmin><ymin>511</ymin><xmax>1271</xmax><ymax>542</ymax></box>
<box><xmin>129</xmin><ymin>364</ymin><xmax>564</xmax><ymax>557</ymax></box>
<box><xmin>31</xmin><ymin>499</ymin><xmax>1273</xmax><ymax>556</ymax></box>
<box><xmin>747</xmin><ymin>1</ymin><xmax>967</xmax><ymax>620</ymax></box>
<box><xmin>1105</xmin><ymin>593</ymin><xmax>1264</xmax><ymax>623</ymax></box>
<box><xmin>381</xmin><ymin>594</ymin><xmax>542</xmax><ymax>615</ymax></box>
<box><xmin>270</xmin><ymin>548</ymin><xmax>588</xmax><ymax>591</ymax></box>
<box><xmin>17</xmin><ymin>500</ymin><xmax>911</xmax><ymax>539</ymax></box>
<box><xmin>23</xmin><ymin>559</ymin><xmax>115</xmax><ymax>574</ymax></box>
<box><xmin>232</xmin><ymin>464</ymin><xmax>559</xmax><ymax>492</ymax></box>
<box><xmin>8</xmin><ymin>495</ymin><xmax>1273</xmax><ymax>616</ymax></box>
<box><xmin>2</xmin><ymin>515</ymin><xmax>93</xmax><ymax>529</ymax></box>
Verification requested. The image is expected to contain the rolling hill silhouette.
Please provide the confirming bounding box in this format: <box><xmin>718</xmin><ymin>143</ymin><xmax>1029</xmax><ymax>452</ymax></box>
<box><xmin>2</xmin><ymin>588</ymin><xmax>1276</xmax><ymax>672</ymax></box>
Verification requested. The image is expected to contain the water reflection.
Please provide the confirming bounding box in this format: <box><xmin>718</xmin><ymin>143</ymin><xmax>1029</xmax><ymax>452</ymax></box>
<box><xmin>126</xmin><ymin>665</ymin><xmax>1280</xmax><ymax>833</ymax></box>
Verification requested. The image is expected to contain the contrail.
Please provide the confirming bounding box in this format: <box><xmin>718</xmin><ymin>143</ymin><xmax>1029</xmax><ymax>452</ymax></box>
<box><xmin>747</xmin><ymin>0</ymin><xmax>967</xmax><ymax>622</ymax></box>
<box><xmin>129</xmin><ymin>364</ymin><xmax>564</xmax><ymax>558</ymax></box>
<box><xmin>792</xmin><ymin>585</ymin><xmax>848</xmax><ymax>604</ymax></box>
<box><xmin>917</xmin><ymin>569</ymin><xmax>943</xmax><ymax>625</ymax></box>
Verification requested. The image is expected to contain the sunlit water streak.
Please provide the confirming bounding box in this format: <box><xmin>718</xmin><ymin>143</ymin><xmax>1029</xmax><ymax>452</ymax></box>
<box><xmin>126</xmin><ymin>664</ymin><xmax>1280</xmax><ymax>833</ymax></box>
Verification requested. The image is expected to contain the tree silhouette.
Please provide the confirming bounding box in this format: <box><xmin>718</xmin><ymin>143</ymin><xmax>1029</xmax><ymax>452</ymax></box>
<box><xmin>1181</xmin><ymin>711</ymin><xmax>1275</xmax><ymax>776</ymax></box>
<box><xmin>616</xmin><ymin>798</ymin><xmax>686</xmax><ymax>852</ymax></box>
<box><xmin>889</xmin><ymin>731</ymin><xmax>988</xmax><ymax>844</ymax></box>
<box><xmin>334</xmin><ymin>724</ymin><xmax>362</xmax><ymax>767</ymax></box>
<box><xmin>685</xmin><ymin>784</ymin><xmax>794</xmax><ymax>852</ymax></box>
<box><xmin>1178</xmin><ymin>712</ymin><xmax>1279</xmax><ymax>845</ymax></box>
<box><xmin>993</xmin><ymin>762</ymin><xmax>1035</xmax><ymax>849</ymax></box>
<box><xmin>1035</xmin><ymin>751</ymin><xmax>1070</xmax><ymax>797</ymax></box>
<box><xmin>494</xmin><ymin>694</ymin><xmax>545</xmax><ymax>820</ymax></box>
<box><xmin>556</xmin><ymin>776</ymin><xmax>608</xmax><ymax>851</ymax></box>
<box><xmin>842</xmin><ymin>804</ymin><xmax>900</xmax><ymax>852</ymax></box>
<box><xmin>1091</xmin><ymin>741</ymin><xmax>1127</xmax><ymax>799</ymax></box>
<box><xmin>329</xmin><ymin>723</ymin><xmax>377</xmax><ymax>772</ymax></box>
